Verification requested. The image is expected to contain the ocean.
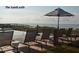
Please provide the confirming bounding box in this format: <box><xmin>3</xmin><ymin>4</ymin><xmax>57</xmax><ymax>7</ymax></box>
<box><xmin>25</xmin><ymin>24</ymin><xmax>79</xmax><ymax>28</ymax></box>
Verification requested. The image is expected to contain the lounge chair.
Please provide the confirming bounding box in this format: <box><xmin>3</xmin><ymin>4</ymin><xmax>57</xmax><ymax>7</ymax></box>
<box><xmin>36</xmin><ymin>29</ymin><xmax>51</xmax><ymax>49</ymax></box>
<box><xmin>0</xmin><ymin>30</ymin><xmax>14</xmax><ymax>52</ymax></box>
<box><xmin>22</xmin><ymin>28</ymin><xmax>53</xmax><ymax>53</ymax></box>
<box><xmin>58</xmin><ymin>28</ymin><xmax>75</xmax><ymax>44</ymax></box>
<box><xmin>24</xmin><ymin>29</ymin><xmax>37</xmax><ymax>43</ymax></box>
<box><xmin>65</xmin><ymin>28</ymin><xmax>73</xmax><ymax>41</ymax></box>
<box><xmin>23</xmin><ymin>29</ymin><xmax>37</xmax><ymax>52</ymax></box>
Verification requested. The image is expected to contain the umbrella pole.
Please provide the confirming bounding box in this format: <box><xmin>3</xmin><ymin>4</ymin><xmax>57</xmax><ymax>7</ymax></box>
<box><xmin>58</xmin><ymin>16</ymin><xmax>59</xmax><ymax>30</ymax></box>
<box><xmin>57</xmin><ymin>15</ymin><xmax>60</xmax><ymax>45</ymax></box>
<box><xmin>53</xmin><ymin>16</ymin><xmax>60</xmax><ymax>46</ymax></box>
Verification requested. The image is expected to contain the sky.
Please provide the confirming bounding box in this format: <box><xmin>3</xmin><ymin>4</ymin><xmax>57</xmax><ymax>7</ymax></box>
<box><xmin>0</xmin><ymin>6</ymin><xmax>79</xmax><ymax>25</ymax></box>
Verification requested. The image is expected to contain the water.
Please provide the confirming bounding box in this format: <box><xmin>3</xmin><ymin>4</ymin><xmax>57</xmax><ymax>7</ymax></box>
<box><xmin>27</xmin><ymin>24</ymin><xmax>79</xmax><ymax>29</ymax></box>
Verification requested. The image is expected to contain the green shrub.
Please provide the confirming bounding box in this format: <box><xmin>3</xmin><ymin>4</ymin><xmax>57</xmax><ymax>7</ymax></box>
<box><xmin>47</xmin><ymin>44</ymin><xmax>79</xmax><ymax>53</ymax></box>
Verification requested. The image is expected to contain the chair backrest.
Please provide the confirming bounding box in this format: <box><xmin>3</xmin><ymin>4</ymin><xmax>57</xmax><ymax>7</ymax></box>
<box><xmin>24</xmin><ymin>30</ymin><xmax>37</xmax><ymax>42</ymax></box>
<box><xmin>66</xmin><ymin>28</ymin><xmax>73</xmax><ymax>37</ymax></box>
<box><xmin>59</xmin><ymin>28</ymin><xmax>66</xmax><ymax>37</ymax></box>
<box><xmin>41</xmin><ymin>32</ymin><xmax>50</xmax><ymax>40</ymax></box>
<box><xmin>41</xmin><ymin>29</ymin><xmax>51</xmax><ymax>40</ymax></box>
<box><xmin>0</xmin><ymin>31</ymin><xmax>14</xmax><ymax>47</ymax></box>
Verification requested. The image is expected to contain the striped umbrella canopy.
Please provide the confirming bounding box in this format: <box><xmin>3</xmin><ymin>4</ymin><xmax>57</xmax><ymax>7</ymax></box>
<box><xmin>45</xmin><ymin>8</ymin><xmax>74</xmax><ymax>29</ymax></box>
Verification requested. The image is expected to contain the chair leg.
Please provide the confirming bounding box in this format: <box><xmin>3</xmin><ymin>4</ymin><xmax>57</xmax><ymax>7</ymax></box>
<box><xmin>61</xmin><ymin>39</ymin><xmax>63</xmax><ymax>44</ymax></box>
<box><xmin>75</xmin><ymin>37</ymin><xmax>77</xmax><ymax>41</ymax></box>
<box><xmin>41</xmin><ymin>43</ymin><xmax>43</xmax><ymax>51</ymax></box>
<box><xmin>67</xmin><ymin>37</ymin><xmax>69</xmax><ymax>41</ymax></box>
<box><xmin>45</xmin><ymin>41</ymin><xmax>47</xmax><ymax>49</ymax></box>
<box><xmin>15</xmin><ymin>47</ymin><xmax>20</xmax><ymax>53</ymax></box>
<box><xmin>70</xmin><ymin>37</ymin><xmax>73</xmax><ymax>42</ymax></box>
<box><xmin>27</xmin><ymin>42</ymin><xmax>30</xmax><ymax>53</ymax></box>
<box><xmin>40</xmin><ymin>40</ymin><xmax>43</xmax><ymax>51</ymax></box>
<box><xmin>12</xmin><ymin>47</ymin><xmax>20</xmax><ymax>53</ymax></box>
<box><xmin>0</xmin><ymin>48</ymin><xmax>5</xmax><ymax>53</ymax></box>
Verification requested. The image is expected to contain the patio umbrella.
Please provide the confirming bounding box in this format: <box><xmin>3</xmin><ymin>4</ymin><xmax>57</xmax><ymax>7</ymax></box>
<box><xmin>45</xmin><ymin>8</ymin><xmax>74</xmax><ymax>29</ymax></box>
<box><xmin>45</xmin><ymin>8</ymin><xmax>74</xmax><ymax>45</ymax></box>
